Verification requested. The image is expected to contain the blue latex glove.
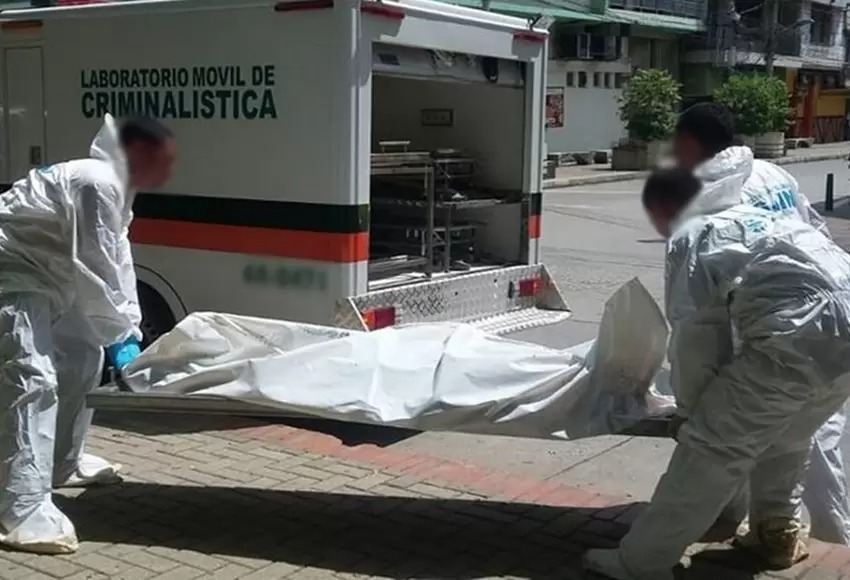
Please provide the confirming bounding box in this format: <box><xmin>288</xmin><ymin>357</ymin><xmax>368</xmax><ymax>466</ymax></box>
<box><xmin>106</xmin><ymin>337</ymin><xmax>141</xmax><ymax>371</ymax></box>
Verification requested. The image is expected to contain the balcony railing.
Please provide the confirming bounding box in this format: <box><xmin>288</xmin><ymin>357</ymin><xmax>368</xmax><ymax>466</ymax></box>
<box><xmin>607</xmin><ymin>0</ymin><xmax>706</xmax><ymax>19</ymax></box>
<box><xmin>683</xmin><ymin>22</ymin><xmax>802</xmax><ymax>57</ymax></box>
<box><xmin>802</xmin><ymin>43</ymin><xmax>845</xmax><ymax>63</ymax></box>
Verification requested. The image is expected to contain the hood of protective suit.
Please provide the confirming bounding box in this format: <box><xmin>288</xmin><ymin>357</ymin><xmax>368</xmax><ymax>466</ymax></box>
<box><xmin>89</xmin><ymin>114</ymin><xmax>133</xmax><ymax>224</ymax></box>
<box><xmin>89</xmin><ymin>114</ymin><xmax>127</xmax><ymax>183</ymax></box>
<box><xmin>673</xmin><ymin>146</ymin><xmax>754</xmax><ymax>228</ymax></box>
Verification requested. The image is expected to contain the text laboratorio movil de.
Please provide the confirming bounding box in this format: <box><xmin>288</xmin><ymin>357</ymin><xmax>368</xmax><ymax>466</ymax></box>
<box><xmin>81</xmin><ymin>65</ymin><xmax>279</xmax><ymax>120</ymax></box>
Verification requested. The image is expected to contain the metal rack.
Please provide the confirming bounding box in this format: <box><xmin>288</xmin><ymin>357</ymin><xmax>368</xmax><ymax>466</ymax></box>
<box><xmin>370</xmin><ymin>142</ymin><xmax>436</xmax><ymax>276</ymax></box>
<box><xmin>370</xmin><ymin>141</ymin><xmax>504</xmax><ymax>278</ymax></box>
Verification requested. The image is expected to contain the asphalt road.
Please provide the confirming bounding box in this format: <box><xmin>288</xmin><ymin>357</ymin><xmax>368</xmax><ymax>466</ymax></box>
<box><xmin>393</xmin><ymin>159</ymin><xmax>850</xmax><ymax>503</ymax></box>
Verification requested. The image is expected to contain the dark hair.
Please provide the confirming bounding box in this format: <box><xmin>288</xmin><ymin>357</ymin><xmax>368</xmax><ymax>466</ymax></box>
<box><xmin>675</xmin><ymin>102</ymin><xmax>735</xmax><ymax>156</ymax></box>
<box><xmin>642</xmin><ymin>168</ymin><xmax>702</xmax><ymax>211</ymax></box>
<box><xmin>118</xmin><ymin>116</ymin><xmax>173</xmax><ymax>147</ymax></box>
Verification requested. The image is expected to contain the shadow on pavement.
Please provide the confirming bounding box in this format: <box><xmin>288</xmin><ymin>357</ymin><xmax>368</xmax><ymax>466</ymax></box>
<box><xmin>684</xmin><ymin>546</ymin><xmax>766</xmax><ymax>579</ymax></box>
<box><xmin>813</xmin><ymin>196</ymin><xmax>850</xmax><ymax>220</ymax></box>
<box><xmin>53</xmin><ymin>482</ymin><xmax>761</xmax><ymax>579</ymax></box>
<box><xmin>94</xmin><ymin>411</ymin><xmax>418</xmax><ymax>448</ymax></box>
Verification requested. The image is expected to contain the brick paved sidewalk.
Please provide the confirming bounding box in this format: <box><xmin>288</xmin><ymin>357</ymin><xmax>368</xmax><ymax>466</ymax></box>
<box><xmin>3</xmin><ymin>414</ymin><xmax>850</xmax><ymax>579</ymax></box>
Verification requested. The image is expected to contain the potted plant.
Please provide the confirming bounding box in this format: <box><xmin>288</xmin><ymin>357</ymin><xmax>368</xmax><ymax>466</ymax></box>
<box><xmin>714</xmin><ymin>74</ymin><xmax>790</xmax><ymax>159</ymax></box>
<box><xmin>612</xmin><ymin>69</ymin><xmax>681</xmax><ymax>171</ymax></box>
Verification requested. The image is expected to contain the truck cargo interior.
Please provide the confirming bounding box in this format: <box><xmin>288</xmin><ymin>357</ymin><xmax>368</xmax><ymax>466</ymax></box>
<box><xmin>368</xmin><ymin>45</ymin><xmax>528</xmax><ymax>290</ymax></box>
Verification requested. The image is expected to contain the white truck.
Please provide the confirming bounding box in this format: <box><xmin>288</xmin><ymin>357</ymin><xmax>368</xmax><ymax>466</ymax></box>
<box><xmin>0</xmin><ymin>0</ymin><xmax>568</xmax><ymax>345</ymax></box>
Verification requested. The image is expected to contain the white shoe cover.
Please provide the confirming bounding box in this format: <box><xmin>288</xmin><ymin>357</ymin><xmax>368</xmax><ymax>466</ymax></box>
<box><xmin>56</xmin><ymin>453</ymin><xmax>122</xmax><ymax>488</ymax></box>
<box><xmin>0</xmin><ymin>494</ymin><xmax>78</xmax><ymax>554</ymax></box>
<box><xmin>583</xmin><ymin>548</ymin><xmax>674</xmax><ymax>580</ymax></box>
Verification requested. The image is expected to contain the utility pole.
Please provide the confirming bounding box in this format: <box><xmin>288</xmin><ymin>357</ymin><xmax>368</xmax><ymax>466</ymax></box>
<box><xmin>722</xmin><ymin>0</ymin><xmax>740</xmax><ymax>76</ymax></box>
<box><xmin>764</xmin><ymin>0</ymin><xmax>779</xmax><ymax>76</ymax></box>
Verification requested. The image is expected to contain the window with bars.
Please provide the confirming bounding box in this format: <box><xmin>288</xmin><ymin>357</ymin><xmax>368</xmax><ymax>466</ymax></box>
<box><xmin>810</xmin><ymin>5</ymin><xmax>834</xmax><ymax>47</ymax></box>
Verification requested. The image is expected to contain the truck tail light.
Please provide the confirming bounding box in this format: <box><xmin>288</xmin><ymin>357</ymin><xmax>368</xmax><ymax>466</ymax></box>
<box><xmin>361</xmin><ymin>1</ymin><xmax>405</xmax><ymax>20</ymax></box>
<box><xmin>363</xmin><ymin>306</ymin><xmax>396</xmax><ymax>330</ymax></box>
<box><xmin>518</xmin><ymin>276</ymin><xmax>542</xmax><ymax>297</ymax></box>
<box><xmin>513</xmin><ymin>30</ymin><xmax>546</xmax><ymax>43</ymax></box>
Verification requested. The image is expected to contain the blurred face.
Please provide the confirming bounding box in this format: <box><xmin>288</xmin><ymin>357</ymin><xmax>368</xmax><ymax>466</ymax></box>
<box><xmin>125</xmin><ymin>138</ymin><xmax>176</xmax><ymax>190</ymax></box>
<box><xmin>672</xmin><ymin>132</ymin><xmax>704</xmax><ymax>172</ymax></box>
<box><xmin>645</xmin><ymin>202</ymin><xmax>678</xmax><ymax>239</ymax></box>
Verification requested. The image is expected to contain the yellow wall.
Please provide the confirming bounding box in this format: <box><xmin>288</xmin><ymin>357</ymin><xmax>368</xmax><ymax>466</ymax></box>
<box><xmin>818</xmin><ymin>93</ymin><xmax>847</xmax><ymax>117</ymax></box>
<box><xmin>786</xmin><ymin>69</ymin><xmax>848</xmax><ymax>117</ymax></box>
<box><xmin>787</xmin><ymin>70</ymin><xmax>804</xmax><ymax>117</ymax></box>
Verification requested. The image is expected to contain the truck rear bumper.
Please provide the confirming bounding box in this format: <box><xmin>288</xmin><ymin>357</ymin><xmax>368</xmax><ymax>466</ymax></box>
<box><xmin>335</xmin><ymin>264</ymin><xmax>570</xmax><ymax>334</ymax></box>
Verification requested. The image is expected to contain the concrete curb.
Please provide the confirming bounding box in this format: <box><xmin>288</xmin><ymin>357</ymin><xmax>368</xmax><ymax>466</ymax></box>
<box><xmin>773</xmin><ymin>150</ymin><xmax>850</xmax><ymax>166</ymax></box>
<box><xmin>543</xmin><ymin>149</ymin><xmax>850</xmax><ymax>190</ymax></box>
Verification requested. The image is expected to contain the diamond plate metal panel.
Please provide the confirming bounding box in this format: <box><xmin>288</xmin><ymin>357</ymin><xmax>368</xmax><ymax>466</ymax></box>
<box><xmin>334</xmin><ymin>264</ymin><xmax>570</xmax><ymax>334</ymax></box>
<box><xmin>471</xmin><ymin>308</ymin><xmax>571</xmax><ymax>335</ymax></box>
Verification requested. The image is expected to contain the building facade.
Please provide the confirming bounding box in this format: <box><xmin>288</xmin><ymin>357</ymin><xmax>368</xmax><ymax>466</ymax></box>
<box><xmin>453</xmin><ymin>0</ymin><xmax>707</xmax><ymax>153</ymax></box>
<box><xmin>544</xmin><ymin>0</ymin><xmax>708</xmax><ymax>153</ymax></box>
<box><xmin>545</xmin><ymin>20</ymin><xmax>632</xmax><ymax>152</ymax></box>
<box><xmin>683</xmin><ymin>0</ymin><xmax>850</xmax><ymax>142</ymax></box>
<box><xmin>456</xmin><ymin>0</ymin><xmax>850</xmax><ymax>149</ymax></box>
<box><xmin>20</xmin><ymin>0</ymin><xmax>845</xmax><ymax>148</ymax></box>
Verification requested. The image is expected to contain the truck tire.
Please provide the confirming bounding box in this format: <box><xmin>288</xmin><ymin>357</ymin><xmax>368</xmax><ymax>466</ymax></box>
<box><xmin>138</xmin><ymin>282</ymin><xmax>177</xmax><ymax>348</ymax></box>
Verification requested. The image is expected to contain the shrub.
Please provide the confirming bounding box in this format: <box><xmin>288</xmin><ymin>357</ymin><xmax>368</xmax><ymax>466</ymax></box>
<box><xmin>714</xmin><ymin>74</ymin><xmax>790</xmax><ymax>135</ymax></box>
<box><xmin>618</xmin><ymin>68</ymin><xmax>682</xmax><ymax>142</ymax></box>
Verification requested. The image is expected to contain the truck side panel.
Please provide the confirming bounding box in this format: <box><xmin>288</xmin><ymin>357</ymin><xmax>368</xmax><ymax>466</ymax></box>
<box><xmin>32</xmin><ymin>5</ymin><xmax>365</xmax><ymax>325</ymax></box>
<box><xmin>45</xmin><ymin>9</ymin><xmax>339</xmax><ymax>204</ymax></box>
<box><xmin>0</xmin><ymin>0</ymin><xmax>555</xmax><ymax>333</ymax></box>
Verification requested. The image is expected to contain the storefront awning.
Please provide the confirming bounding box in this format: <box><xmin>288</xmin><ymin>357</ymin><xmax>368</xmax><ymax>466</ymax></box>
<box><xmin>607</xmin><ymin>8</ymin><xmax>704</xmax><ymax>32</ymax></box>
<box><xmin>449</xmin><ymin>0</ymin><xmax>608</xmax><ymax>22</ymax></box>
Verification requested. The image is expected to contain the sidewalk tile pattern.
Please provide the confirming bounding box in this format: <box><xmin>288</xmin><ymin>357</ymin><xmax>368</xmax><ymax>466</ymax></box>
<box><xmin>0</xmin><ymin>413</ymin><xmax>848</xmax><ymax>579</ymax></box>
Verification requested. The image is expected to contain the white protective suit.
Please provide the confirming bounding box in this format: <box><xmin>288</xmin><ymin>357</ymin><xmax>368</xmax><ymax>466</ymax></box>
<box><xmin>586</xmin><ymin>154</ymin><xmax>850</xmax><ymax>579</ymax></box>
<box><xmin>697</xmin><ymin>146</ymin><xmax>850</xmax><ymax>546</ymax></box>
<box><xmin>0</xmin><ymin>114</ymin><xmax>141</xmax><ymax>553</ymax></box>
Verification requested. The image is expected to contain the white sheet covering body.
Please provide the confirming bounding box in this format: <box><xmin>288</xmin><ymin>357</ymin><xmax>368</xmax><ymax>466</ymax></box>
<box><xmin>122</xmin><ymin>279</ymin><xmax>675</xmax><ymax>440</ymax></box>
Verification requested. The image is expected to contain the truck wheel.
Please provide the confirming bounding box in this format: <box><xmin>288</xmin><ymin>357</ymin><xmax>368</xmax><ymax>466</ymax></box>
<box><xmin>138</xmin><ymin>282</ymin><xmax>177</xmax><ymax>348</ymax></box>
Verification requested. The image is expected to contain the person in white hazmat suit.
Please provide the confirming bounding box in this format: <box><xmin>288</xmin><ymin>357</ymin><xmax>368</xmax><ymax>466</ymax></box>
<box><xmin>672</xmin><ymin>102</ymin><xmax>850</xmax><ymax>546</ymax></box>
<box><xmin>583</xmin><ymin>167</ymin><xmax>850</xmax><ymax>579</ymax></box>
<box><xmin>0</xmin><ymin>114</ymin><xmax>175</xmax><ymax>554</ymax></box>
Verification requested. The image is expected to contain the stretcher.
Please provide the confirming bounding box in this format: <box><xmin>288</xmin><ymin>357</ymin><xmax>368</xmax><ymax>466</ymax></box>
<box><xmin>86</xmin><ymin>279</ymin><xmax>677</xmax><ymax>441</ymax></box>
<box><xmin>88</xmin><ymin>386</ymin><xmax>676</xmax><ymax>438</ymax></box>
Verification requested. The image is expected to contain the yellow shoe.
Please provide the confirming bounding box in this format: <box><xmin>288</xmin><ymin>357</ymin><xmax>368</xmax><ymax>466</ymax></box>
<box><xmin>733</xmin><ymin>518</ymin><xmax>809</xmax><ymax>570</ymax></box>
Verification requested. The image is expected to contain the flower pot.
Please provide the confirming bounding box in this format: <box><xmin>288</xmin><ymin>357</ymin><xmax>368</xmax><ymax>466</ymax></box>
<box><xmin>611</xmin><ymin>141</ymin><xmax>668</xmax><ymax>171</ymax></box>
<box><xmin>754</xmin><ymin>132</ymin><xmax>785</xmax><ymax>159</ymax></box>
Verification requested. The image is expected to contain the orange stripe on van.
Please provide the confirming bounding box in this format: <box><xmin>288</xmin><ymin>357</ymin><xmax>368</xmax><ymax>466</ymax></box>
<box><xmin>130</xmin><ymin>218</ymin><xmax>369</xmax><ymax>263</ymax></box>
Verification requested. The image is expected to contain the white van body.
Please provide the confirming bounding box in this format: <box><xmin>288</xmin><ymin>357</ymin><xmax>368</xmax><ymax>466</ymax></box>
<box><xmin>0</xmin><ymin>0</ymin><xmax>568</xmax><ymax>342</ymax></box>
